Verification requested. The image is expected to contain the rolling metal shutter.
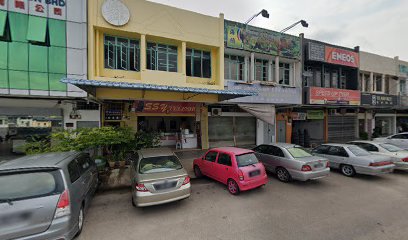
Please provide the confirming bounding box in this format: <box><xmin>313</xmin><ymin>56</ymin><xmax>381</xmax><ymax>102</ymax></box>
<box><xmin>328</xmin><ymin>115</ymin><xmax>357</xmax><ymax>143</ymax></box>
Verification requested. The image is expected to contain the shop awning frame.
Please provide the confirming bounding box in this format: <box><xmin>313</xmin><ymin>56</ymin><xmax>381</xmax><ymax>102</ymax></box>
<box><xmin>61</xmin><ymin>78</ymin><xmax>257</xmax><ymax>100</ymax></box>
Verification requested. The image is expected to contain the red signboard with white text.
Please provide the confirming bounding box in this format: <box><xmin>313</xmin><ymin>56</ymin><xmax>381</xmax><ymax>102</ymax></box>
<box><xmin>325</xmin><ymin>46</ymin><xmax>359</xmax><ymax>68</ymax></box>
<box><xmin>132</xmin><ymin>101</ymin><xmax>196</xmax><ymax>114</ymax></box>
<box><xmin>309</xmin><ymin>87</ymin><xmax>361</xmax><ymax>105</ymax></box>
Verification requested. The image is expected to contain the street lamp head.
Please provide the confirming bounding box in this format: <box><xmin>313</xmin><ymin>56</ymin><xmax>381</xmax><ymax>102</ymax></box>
<box><xmin>261</xmin><ymin>9</ymin><xmax>270</xmax><ymax>18</ymax></box>
<box><xmin>300</xmin><ymin>20</ymin><xmax>309</xmax><ymax>28</ymax></box>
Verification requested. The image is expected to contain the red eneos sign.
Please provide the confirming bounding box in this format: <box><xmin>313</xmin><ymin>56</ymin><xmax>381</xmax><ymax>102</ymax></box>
<box><xmin>132</xmin><ymin>101</ymin><xmax>196</xmax><ymax>114</ymax></box>
<box><xmin>325</xmin><ymin>46</ymin><xmax>359</xmax><ymax>68</ymax></box>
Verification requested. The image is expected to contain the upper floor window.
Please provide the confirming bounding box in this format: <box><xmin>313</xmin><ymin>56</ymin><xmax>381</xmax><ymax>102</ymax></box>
<box><xmin>186</xmin><ymin>48</ymin><xmax>211</xmax><ymax>78</ymax></box>
<box><xmin>104</xmin><ymin>35</ymin><xmax>140</xmax><ymax>71</ymax></box>
<box><xmin>279</xmin><ymin>63</ymin><xmax>290</xmax><ymax>85</ymax></box>
<box><xmin>375</xmin><ymin>75</ymin><xmax>383</xmax><ymax>92</ymax></box>
<box><xmin>225</xmin><ymin>54</ymin><xmax>245</xmax><ymax>81</ymax></box>
<box><xmin>146</xmin><ymin>42</ymin><xmax>177</xmax><ymax>72</ymax></box>
<box><xmin>255</xmin><ymin>59</ymin><xmax>268</xmax><ymax>81</ymax></box>
<box><xmin>400</xmin><ymin>80</ymin><xmax>406</xmax><ymax>95</ymax></box>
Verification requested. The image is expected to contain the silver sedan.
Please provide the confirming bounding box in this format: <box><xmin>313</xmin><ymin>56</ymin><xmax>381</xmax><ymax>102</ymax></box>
<box><xmin>312</xmin><ymin>143</ymin><xmax>395</xmax><ymax>177</ymax></box>
<box><xmin>253</xmin><ymin>143</ymin><xmax>330</xmax><ymax>182</ymax></box>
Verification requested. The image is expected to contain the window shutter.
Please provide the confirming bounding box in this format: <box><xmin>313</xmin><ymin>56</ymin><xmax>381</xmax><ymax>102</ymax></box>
<box><xmin>26</xmin><ymin>16</ymin><xmax>47</xmax><ymax>43</ymax></box>
<box><xmin>0</xmin><ymin>11</ymin><xmax>6</xmax><ymax>37</ymax></box>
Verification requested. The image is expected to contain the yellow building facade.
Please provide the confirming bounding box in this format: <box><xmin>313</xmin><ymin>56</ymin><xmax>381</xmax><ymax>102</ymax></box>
<box><xmin>66</xmin><ymin>0</ymin><xmax>250</xmax><ymax>149</ymax></box>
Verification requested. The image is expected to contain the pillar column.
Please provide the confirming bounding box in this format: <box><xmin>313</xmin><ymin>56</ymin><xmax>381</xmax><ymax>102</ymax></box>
<box><xmin>370</xmin><ymin>72</ymin><xmax>374</xmax><ymax>92</ymax></box>
<box><xmin>250</xmin><ymin>53</ymin><xmax>255</xmax><ymax>82</ymax></box>
<box><xmin>275</xmin><ymin>56</ymin><xmax>280</xmax><ymax>83</ymax></box>
<box><xmin>140</xmin><ymin>34</ymin><xmax>146</xmax><ymax>71</ymax></box>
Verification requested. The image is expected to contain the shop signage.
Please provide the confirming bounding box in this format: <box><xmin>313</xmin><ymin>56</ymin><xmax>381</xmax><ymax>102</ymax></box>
<box><xmin>307</xmin><ymin>110</ymin><xmax>324</xmax><ymax>120</ymax></box>
<box><xmin>132</xmin><ymin>101</ymin><xmax>196</xmax><ymax>114</ymax></box>
<box><xmin>361</xmin><ymin>93</ymin><xmax>398</xmax><ymax>107</ymax></box>
<box><xmin>308</xmin><ymin>87</ymin><xmax>361</xmax><ymax>105</ymax></box>
<box><xmin>291</xmin><ymin>112</ymin><xmax>307</xmax><ymax>121</ymax></box>
<box><xmin>3</xmin><ymin>0</ymin><xmax>66</xmax><ymax>19</ymax></box>
<box><xmin>325</xmin><ymin>46</ymin><xmax>359</xmax><ymax>68</ymax></box>
<box><xmin>308</xmin><ymin>42</ymin><xmax>325</xmax><ymax>62</ymax></box>
<box><xmin>226</xmin><ymin>81</ymin><xmax>302</xmax><ymax>104</ymax></box>
<box><xmin>225</xmin><ymin>20</ymin><xmax>301</xmax><ymax>59</ymax></box>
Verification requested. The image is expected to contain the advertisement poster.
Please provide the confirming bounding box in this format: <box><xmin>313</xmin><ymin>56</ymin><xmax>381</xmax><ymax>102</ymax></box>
<box><xmin>225</xmin><ymin>20</ymin><xmax>301</xmax><ymax>59</ymax></box>
<box><xmin>309</xmin><ymin>87</ymin><xmax>361</xmax><ymax>105</ymax></box>
<box><xmin>132</xmin><ymin>101</ymin><xmax>196</xmax><ymax>114</ymax></box>
<box><xmin>325</xmin><ymin>46</ymin><xmax>359</xmax><ymax>68</ymax></box>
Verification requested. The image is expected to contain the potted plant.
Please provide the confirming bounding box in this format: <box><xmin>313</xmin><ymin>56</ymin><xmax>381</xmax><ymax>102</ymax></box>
<box><xmin>107</xmin><ymin>154</ymin><xmax>116</xmax><ymax>168</ymax></box>
<box><xmin>118</xmin><ymin>150</ymin><xmax>126</xmax><ymax>168</ymax></box>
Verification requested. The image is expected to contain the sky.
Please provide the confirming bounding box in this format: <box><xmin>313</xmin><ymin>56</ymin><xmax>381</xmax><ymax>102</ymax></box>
<box><xmin>150</xmin><ymin>0</ymin><xmax>408</xmax><ymax>60</ymax></box>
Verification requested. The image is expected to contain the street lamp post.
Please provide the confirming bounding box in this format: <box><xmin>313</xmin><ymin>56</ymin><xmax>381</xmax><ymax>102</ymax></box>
<box><xmin>280</xmin><ymin>20</ymin><xmax>309</xmax><ymax>33</ymax></box>
<box><xmin>244</xmin><ymin>9</ymin><xmax>269</xmax><ymax>26</ymax></box>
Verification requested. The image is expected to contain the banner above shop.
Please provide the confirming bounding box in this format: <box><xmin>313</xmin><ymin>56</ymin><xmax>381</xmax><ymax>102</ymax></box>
<box><xmin>307</xmin><ymin>110</ymin><xmax>324</xmax><ymax>120</ymax></box>
<box><xmin>132</xmin><ymin>101</ymin><xmax>196</xmax><ymax>115</ymax></box>
<box><xmin>307</xmin><ymin>42</ymin><xmax>359</xmax><ymax>68</ymax></box>
<box><xmin>307</xmin><ymin>87</ymin><xmax>361</xmax><ymax>106</ymax></box>
<box><xmin>238</xmin><ymin>104</ymin><xmax>275</xmax><ymax>125</ymax></box>
<box><xmin>361</xmin><ymin>93</ymin><xmax>398</xmax><ymax>107</ymax></box>
<box><xmin>225</xmin><ymin>20</ymin><xmax>301</xmax><ymax>59</ymax></box>
<box><xmin>225</xmin><ymin>81</ymin><xmax>301</xmax><ymax>104</ymax></box>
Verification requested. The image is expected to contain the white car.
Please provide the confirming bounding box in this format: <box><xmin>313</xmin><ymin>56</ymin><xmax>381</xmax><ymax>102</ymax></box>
<box><xmin>349</xmin><ymin>141</ymin><xmax>408</xmax><ymax>171</ymax></box>
<box><xmin>374</xmin><ymin>132</ymin><xmax>408</xmax><ymax>150</ymax></box>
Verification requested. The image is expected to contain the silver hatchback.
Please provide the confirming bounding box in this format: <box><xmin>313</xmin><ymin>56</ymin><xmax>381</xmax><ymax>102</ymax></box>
<box><xmin>0</xmin><ymin>152</ymin><xmax>98</xmax><ymax>240</ymax></box>
<box><xmin>253</xmin><ymin>143</ymin><xmax>330</xmax><ymax>182</ymax></box>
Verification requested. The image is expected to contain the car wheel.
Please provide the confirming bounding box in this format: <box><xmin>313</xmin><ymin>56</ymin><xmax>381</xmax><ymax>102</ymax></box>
<box><xmin>276</xmin><ymin>167</ymin><xmax>291</xmax><ymax>183</ymax></box>
<box><xmin>227</xmin><ymin>179</ymin><xmax>240</xmax><ymax>195</ymax></box>
<box><xmin>131</xmin><ymin>195</ymin><xmax>136</xmax><ymax>207</ymax></box>
<box><xmin>75</xmin><ymin>206</ymin><xmax>84</xmax><ymax>237</ymax></box>
<box><xmin>341</xmin><ymin>164</ymin><xmax>356</xmax><ymax>177</ymax></box>
<box><xmin>194</xmin><ymin>166</ymin><xmax>203</xmax><ymax>178</ymax></box>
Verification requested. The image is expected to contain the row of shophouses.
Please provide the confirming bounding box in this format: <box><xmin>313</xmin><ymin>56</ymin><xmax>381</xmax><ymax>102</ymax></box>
<box><xmin>1</xmin><ymin>0</ymin><xmax>408</xmax><ymax>152</ymax></box>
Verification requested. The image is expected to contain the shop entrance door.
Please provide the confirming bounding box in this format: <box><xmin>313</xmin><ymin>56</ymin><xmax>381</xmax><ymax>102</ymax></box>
<box><xmin>277</xmin><ymin>120</ymin><xmax>286</xmax><ymax>143</ymax></box>
<box><xmin>267</xmin><ymin>124</ymin><xmax>275</xmax><ymax>144</ymax></box>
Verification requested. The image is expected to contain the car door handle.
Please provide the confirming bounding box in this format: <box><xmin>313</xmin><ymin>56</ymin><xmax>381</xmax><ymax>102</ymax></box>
<box><xmin>225</xmin><ymin>168</ymin><xmax>229</xmax><ymax>170</ymax></box>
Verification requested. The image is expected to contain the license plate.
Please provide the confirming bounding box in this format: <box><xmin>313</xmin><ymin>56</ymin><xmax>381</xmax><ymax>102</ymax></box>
<box><xmin>249</xmin><ymin>170</ymin><xmax>261</xmax><ymax>177</ymax></box>
<box><xmin>314</xmin><ymin>162</ymin><xmax>324</xmax><ymax>168</ymax></box>
<box><xmin>154</xmin><ymin>181</ymin><xmax>177</xmax><ymax>190</ymax></box>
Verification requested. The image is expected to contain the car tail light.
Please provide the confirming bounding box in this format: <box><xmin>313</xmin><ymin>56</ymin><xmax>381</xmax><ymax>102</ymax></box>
<box><xmin>182</xmin><ymin>176</ymin><xmax>190</xmax><ymax>185</ymax></box>
<box><xmin>326</xmin><ymin>161</ymin><xmax>330</xmax><ymax>168</ymax></box>
<box><xmin>301</xmin><ymin>165</ymin><xmax>312</xmax><ymax>172</ymax></box>
<box><xmin>54</xmin><ymin>190</ymin><xmax>71</xmax><ymax>219</ymax></box>
<box><xmin>369</xmin><ymin>161</ymin><xmax>393</xmax><ymax>167</ymax></box>
<box><xmin>402</xmin><ymin>158</ymin><xmax>408</xmax><ymax>162</ymax></box>
<box><xmin>135</xmin><ymin>183</ymin><xmax>149</xmax><ymax>192</ymax></box>
<box><xmin>238</xmin><ymin>170</ymin><xmax>244</xmax><ymax>181</ymax></box>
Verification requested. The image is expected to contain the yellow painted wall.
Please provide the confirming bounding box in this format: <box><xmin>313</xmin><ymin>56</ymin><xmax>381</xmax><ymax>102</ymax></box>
<box><xmin>88</xmin><ymin>0</ymin><xmax>225</xmax><ymax>91</ymax></box>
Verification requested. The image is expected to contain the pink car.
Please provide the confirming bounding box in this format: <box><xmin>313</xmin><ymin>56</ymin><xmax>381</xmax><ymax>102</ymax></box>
<box><xmin>193</xmin><ymin>147</ymin><xmax>268</xmax><ymax>195</ymax></box>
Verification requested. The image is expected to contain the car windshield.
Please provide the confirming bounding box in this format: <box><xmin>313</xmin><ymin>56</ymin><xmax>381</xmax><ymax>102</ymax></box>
<box><xmin>236</xmin><ymin>153</ymin><xmax>259</xmax><ymax>167</ymax></box>
<box><xmin>380</xmin><ymin>143</ymin><xmax>403</xmax><ymax>152</ymax></box>
<box><xmin>0</xmin><ymin>170</ymin><xmax>63</xmax><ymax>201</ymax></box>
<box><xmin>347</xmin><ymin>146</ymin><xmax>371</xmax><ymax>156</ymax></box>
<box><xmin>287</xmin><ymin>147</ymin><xmax>313</xmax><ymax>158</ymax></box>
<box><xmin>139</xmin><ymin>155</ymin><xmax>183</xmax><ymax>174</ymax></box>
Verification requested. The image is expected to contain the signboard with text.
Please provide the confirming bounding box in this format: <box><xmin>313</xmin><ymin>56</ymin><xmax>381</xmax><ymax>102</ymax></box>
<box><xmin>225</xmin><ymin>20</ymin><xmax>301</xmax><ymax>59</ymax></box>
<box><xmin>361</xmin><ymin>93</ymin><xmax>398</xmax><ymax>107</ymax></box>
<box><xmin>2</xmin><ymin>0</ymin><xmax>66</xmax><ymax>19</ymax></box>
<box><xmin>308</xmin><ymin>87</ymin><xmax>361</xmax><ymax>105</ymax></box>
<box><xmin>307</xmin><ymin>110</ymin><xmax>325</xmax><ymax>120</ymax></box>
<box><xmin>132</xmin><ymin>101</ymin><xmax>197</xmax><ymax>115</ymax></box>
<box><xmin>307</xmin><ymin>41</ymin><xmax>359</xmax><ymax>68</ymax></box>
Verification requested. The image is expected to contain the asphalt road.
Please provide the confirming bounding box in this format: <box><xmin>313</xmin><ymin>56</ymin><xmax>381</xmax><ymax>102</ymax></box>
<box><xmin>78</xmin><ymin>170</ymin><xmax>408</xmax><ymax>240</ymax></box>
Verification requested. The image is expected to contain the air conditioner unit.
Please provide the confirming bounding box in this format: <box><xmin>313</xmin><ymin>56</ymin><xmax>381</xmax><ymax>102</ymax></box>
<box><xmin>211</xmin><ymin>108</ymin><xmax>222</xmax><ymax>116</ymax></box>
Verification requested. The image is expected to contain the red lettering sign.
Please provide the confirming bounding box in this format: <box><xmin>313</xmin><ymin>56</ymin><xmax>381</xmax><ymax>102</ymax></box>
<box><xmin>54</xmin><ymin>7</ymin><xmax>62</xmax><ymax>16</ymax></box>
<box><xmin>325</xmin><ymin>46</ymin><xmax>359</xmax><ymax>68</ymax></box>
<box><xmin>0</xmin><ymin>0</ymin><xmax>5</xmax><ymax>6</ymax></box>
<box><xmin>309</xmin><ymin>87</ymin><xmax>361</xmax><ymax>105</ymax></box>
<box><xmin>15</xmin><ymin>0</ymin><xmax>25</xmax><ymax>9</ymax></box>
<box><xmin>35</xmin><ymin>4</ymin><xmax>44</xmax><ymax>13</ymax></box>
<box><xmin>132</xmin><ymin>101</ymin><xmax>197</xmax><ymax>114</ymax></box>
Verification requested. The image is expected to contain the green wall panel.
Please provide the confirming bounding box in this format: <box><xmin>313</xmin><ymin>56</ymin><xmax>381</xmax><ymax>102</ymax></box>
<box><xmin>0</xmin><ymin>10</ymin><xmax>6</xmax><ymax>37</ymax></box>
<box><xmin>9</xmin><ymin>70</ymin><xmax>29</xmax><ymax>89</ymax></box>
<box><xmin>0</xmin><ymin>41</ymin><xmax>7</xmax><ymax>69</ymax></box>
<box><xmin>49</xmin><ymin>19</ymin><xmax>66</xmax><ymax>47</ymax></box>
<box><xmin>49</xmin><ymin>46</ymin><xmax>66</xmax><ymax>74</ymax></box>
<box><xmin>9</xmin><ymin>12</ymin><xmax>28</xmax><ymax>43</ymax></box>
<box><xmin>29</xmin><ymin>45</ymin><xmax>48</xmax><ymax>72</ymax></box>
<box><xmin>0</xmin><ymin>69</ymin><xmax>8</xmax><ymax>88</ymax></box>
<box><xmin>29</xmin><ymin>72</ymin><xmax>49</xmax><ymax>90</ymax></box>
<box><xmin>49</xmin><ymin>73</ymin><xmax>66</xmax><ymax>91</ymax></box>
<box><xmin>27</xmin><ymin>16</ymin><xmax>47</xmax><ymax>43</ymax></box>
<box><xmin>9</xmin><ymin>42</ymin><xmax>28</xmax><ymax>71</ymax></box>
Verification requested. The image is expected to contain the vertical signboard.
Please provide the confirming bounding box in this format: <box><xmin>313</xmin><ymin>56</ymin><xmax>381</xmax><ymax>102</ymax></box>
<box><xmin>29</xmin><ymin>0</ymin><xmax>47</xmax><ymax>17</ymax></box>
<box><xmin>9</xmin><ymin>0</ymin><xmax>28</xmax><ymax>14</ymax></box>
<box><xmin>48</xmin><ymin>0</ymin><xmax>66</xmax><ymax>20</ymax></box>
<box><xmin>0</xmin><ymin>0</ymin><xmax>7</xmax><ymax>10</ymax></box>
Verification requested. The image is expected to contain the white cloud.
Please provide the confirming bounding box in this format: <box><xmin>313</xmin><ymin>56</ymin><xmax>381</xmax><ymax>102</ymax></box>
<box><xmin>149</xmin><ymin>0</ymin><xmax>408</xmax><ymax>60</ymax></box>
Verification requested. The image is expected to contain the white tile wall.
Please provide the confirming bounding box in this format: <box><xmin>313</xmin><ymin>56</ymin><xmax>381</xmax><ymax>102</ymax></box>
<box><xmin>0</xmin><ymin>0</ymin><xmax>8</xmax><ymax>10</ymax></box>
<box><xmin>48</xmin><ymin>2</ymin><xmax>66</xmax><ymax>20</ymax></box>
<box><xmin>67</xmin><ymin>74</ymin><xmax>87</xmax><ymax>98</ymax></box>
<box><xmin>0</xmin><ymin>88</ymin><xmax>9</xmax><ymax>94</ymax></box>
<box><xmin>67</xmin><ymin>48</ymin><xmax>85</xmax><ymax>75</ymax></box>
<box><xmin>29</xmin><ymin>90</ymin><xmax>49</xmax><ymax>96</ymax></box>
<box><xmin>67</xmin><ymin>22</ymin><xmax>86</xmax><ymax>49</ymax></box>
<box><xmin>67</xmin><ymin>0</ymin><xmax>86</xmax><ymax>23</ymax></box>
<box><xmin>49</xmin><ymin>91</ymin><xmax>67</xmax><ymax>97</ymax></box>
<box><xmin>10</xmin><ymin>89</ymin><xmax>29</xmax><ymax>95</ymax></box>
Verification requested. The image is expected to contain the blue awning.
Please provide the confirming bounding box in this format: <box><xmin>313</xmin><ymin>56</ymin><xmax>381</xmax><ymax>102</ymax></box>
<box><xmin>61</xmin><ymin>78</ymin><xmax>257</xmax><ymax>100</ymax></box>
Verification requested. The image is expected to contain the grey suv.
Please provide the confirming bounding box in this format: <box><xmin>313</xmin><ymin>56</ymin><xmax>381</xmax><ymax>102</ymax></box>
<box><xmin>0</xmin><ymin>151</ymin><xmax>98</xmax><ymax>240</ymax></box>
